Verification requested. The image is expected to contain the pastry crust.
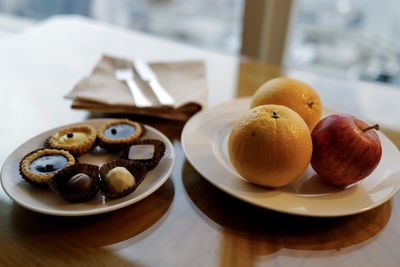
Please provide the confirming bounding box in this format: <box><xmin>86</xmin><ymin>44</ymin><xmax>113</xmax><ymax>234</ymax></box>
<box><xmin>48</xmin><ymin>125</ymin><xmax>97</xmax><ymax>155</ymax></box>
<box><xmin>97</xmin><ymin>119</ymin><xmax>142</xmax><ymax>150</ymax></box>
<box><xmin>20</xmin><ymin>148</ymin><xmax>75</xmax><ymax>185</ymax></box>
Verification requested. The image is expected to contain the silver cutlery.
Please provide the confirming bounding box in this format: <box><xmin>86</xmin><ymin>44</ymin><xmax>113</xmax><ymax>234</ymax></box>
<box><xmin>115</xmin><ymin>67</ymin><xmax>152</xmax><ymax>108</ymax></box>
<box><xmin>133</xmin><ymin>60</ymin><xmax>175</xmax><ymax>106</ymax></box>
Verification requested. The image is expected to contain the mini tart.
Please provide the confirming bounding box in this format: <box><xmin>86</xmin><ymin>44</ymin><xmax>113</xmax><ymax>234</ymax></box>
<box><xmin>19</xmin><ymin>148</ymin><xmax>76</xmax><ymax>186</ymax></box>
<box><xmin>97</xmin><ymin>119</ymin><xmax>143</xmax><ymax>150</ymax></box>
<box><xmin>99</xmin><ymin>159</ymin><xmax>147</xmax><ymax>198</ymax></box>
<box><xmin>49</xmin><ymin>163</ymin><xmax>99</xmax><ymax>203</ymax></box>
<box><xmin>120</xmin><ymin>139</ymin><xmax>166</xmax><ymax>170</ymax></box>
<box><xmin>47</xmin><ymin>125</ymin><xmax>97</xmax><ymax>156</ymax></box>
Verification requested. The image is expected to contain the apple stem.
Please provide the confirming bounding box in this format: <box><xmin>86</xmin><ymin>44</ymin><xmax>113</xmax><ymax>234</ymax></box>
<box><xmin>362</xmin><ymin>124</ymin><xmax>380</xmax><ymax>132</ymax></box>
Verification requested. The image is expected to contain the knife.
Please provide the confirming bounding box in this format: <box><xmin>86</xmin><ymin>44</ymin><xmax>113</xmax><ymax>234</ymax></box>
<box><xmin>133</xmin><ymin>60</ymin><xmax>175</xmax><ymax>106</ymax></box>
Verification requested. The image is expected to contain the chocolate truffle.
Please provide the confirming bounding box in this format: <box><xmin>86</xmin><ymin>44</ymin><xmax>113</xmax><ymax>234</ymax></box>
<box><xmin>49</xmin><ymin>163</ymin><xmax>100</xmax><ymax>203</ymax></box>
<box><xmin>66</xmin><ymin>173</ymin><xmax>93</xmax><ymax>194</ymax></box>
<box><xmin>105</xmin><ymin>167</ymin><xmax>136</xmax><ymax>194</ymax></box>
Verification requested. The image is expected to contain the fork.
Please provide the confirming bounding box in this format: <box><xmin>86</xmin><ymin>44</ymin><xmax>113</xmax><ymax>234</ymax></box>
<box><xmin>115</xmin><ymin>67</ymin><xmax>152</xmax><ymax>107</ymax></box>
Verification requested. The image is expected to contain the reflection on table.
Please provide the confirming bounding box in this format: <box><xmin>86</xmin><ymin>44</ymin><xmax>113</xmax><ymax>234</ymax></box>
<box><xmin>1</xmin><ymin>16</ymin><xmax>400</xmax><ymax>267</ymax></box>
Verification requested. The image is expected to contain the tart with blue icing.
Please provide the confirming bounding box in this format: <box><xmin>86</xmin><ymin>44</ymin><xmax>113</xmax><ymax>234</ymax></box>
<box><xmin>19</xmin><ymin>148</ymin><xmax>76</xmax><ymax>186</ymax></box>
<box><xmin>97</xmin><ymin>119</ymin><xmax>143</xmax><ymax>150</ymax></box>
<box><xmin>47</xmin><ymin>125</ymin><xmax>97</xmax><ymax>156</ymax></box>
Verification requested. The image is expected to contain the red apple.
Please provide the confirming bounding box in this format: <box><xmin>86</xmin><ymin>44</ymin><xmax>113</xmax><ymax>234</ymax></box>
<box><xmin>311</xmin><ymin>114</ymin><xmax>382</xmax><ymax>186</ymax></box>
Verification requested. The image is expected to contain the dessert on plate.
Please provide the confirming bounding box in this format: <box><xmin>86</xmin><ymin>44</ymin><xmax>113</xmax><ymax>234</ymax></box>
<box><xmin>97</xmin><ymin>119</ymin><xmax>143</xmax><ymax>150</ymax></box>
<box><xmin>120</xmin><ymin>139</ymin><xmax>166</xmax><ymax>170</ymax></box>
<box><xmin>19</xmin><ymin>148</ymin><xmax>76</xmax><ymax>186</ymax></box>
<box><xmin>99</xmin><ymin>159</ymin><xmax>147</xmax><ymax>198</ymax></box>
<box><xmin>47</xmin><ymin>125</ymin><xmax>97</xmax><ymax>156</ymax></box>
<box><xmin>49</xmin><ymin>163</ymin><xmax>100</xmax><ymax>203</ymax></box>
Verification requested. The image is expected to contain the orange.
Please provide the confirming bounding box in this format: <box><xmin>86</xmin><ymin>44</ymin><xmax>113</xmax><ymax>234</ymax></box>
<box><xmin>228</xmin><ymin>105</ymin><xmax>312</xmax><ymax>187</ymax></box>
<box><xmin>250</xmin><ymin>77</ymin><xmax>322</xmax><ymax>130</ymax></box>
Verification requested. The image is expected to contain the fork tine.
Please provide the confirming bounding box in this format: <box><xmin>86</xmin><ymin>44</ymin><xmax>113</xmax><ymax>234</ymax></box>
<box><xmin>114</xmin><ymin>67</ymin><xmax>152</xmax><ymax>107</ymax></box>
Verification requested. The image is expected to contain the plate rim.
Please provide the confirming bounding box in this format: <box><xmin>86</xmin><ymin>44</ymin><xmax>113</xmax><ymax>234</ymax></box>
<box><xmin>181</xmin><ymin>97</ymin><xmax>400</xmax><ymax>217</ymax></box>
<box><xmin>0</xmin><ymin>118</ymin><xmax>175</xmax><ymax>216</ymax></box>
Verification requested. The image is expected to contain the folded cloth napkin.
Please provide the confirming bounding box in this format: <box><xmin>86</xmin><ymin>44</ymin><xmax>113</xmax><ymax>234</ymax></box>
<box><xmin>65</xmin><ymin>55</ymin><xmax>208</xmax><ymax>121</ymax></box>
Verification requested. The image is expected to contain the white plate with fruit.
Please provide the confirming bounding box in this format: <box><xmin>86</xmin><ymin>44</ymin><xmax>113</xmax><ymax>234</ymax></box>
<box><xmin>182</xmin><ymin>78</ymin><xmax>400</xmax><ymax>217</ymax></box>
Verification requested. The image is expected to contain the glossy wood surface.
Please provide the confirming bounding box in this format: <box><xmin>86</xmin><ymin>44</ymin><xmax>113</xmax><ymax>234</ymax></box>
<box><xmin>1</xmin><ymin>16</ymin><xmax>400</xmax><ymax>267</ymax></box>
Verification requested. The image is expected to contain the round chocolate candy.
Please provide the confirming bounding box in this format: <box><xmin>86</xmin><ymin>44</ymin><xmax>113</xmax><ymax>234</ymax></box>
<box><xmin>66</xmin><ymin>173</ymin><xmax>93</xmax><ymax>194</ymax></box>
<box><xmin>105</xmin><ymin>167</ymin><xmax>136</xmax><ymax>194</ymax></box>
<box><xmin>99</xmin><ymin>160</ymin><xmax>147</xmax><ymax>198</ymax></box>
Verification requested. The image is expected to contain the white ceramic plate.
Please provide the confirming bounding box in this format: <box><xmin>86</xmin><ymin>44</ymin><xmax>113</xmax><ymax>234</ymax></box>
<box><xmin>0</xmin><ymin>119</ymin><xmax>175</xmax><ymax>216</ymax></box>
<box><xmin>181</xmin><ymin>97</ymin><xmax>400</xmax><ymax>217</ymax></box>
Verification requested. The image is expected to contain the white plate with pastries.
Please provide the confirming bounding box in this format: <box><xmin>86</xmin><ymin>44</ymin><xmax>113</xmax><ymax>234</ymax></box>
<box><xmin>0</xmin><ymin>119</ymin><xmax>175</xmax><ymax>216</ymax></box>
<box><xmin>181</xmin><ymin>97</ymin><xmax>400</xmax><ymax>217</ymax></box>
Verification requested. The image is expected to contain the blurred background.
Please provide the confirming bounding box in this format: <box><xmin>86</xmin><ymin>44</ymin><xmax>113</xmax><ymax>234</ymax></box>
<box><xmin>0</xmin><ymin>0</ymin><xmax>399</xmax><ymax>85</ymax></box>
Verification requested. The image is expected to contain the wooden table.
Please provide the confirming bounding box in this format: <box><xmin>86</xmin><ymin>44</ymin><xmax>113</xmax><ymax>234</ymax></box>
<box><xmin>1</xmin><ymin>16</ymin><xmax>400</xmax><ymax>267</ymax></box>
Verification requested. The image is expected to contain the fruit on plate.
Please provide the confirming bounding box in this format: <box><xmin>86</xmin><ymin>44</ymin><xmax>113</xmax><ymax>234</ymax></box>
<box><xmin>311</xmin><ymin>114</ymin><xmax>382</xmax><ymax>186</ymax></box>
<box><xmin>228</xmin><ymin>104</ymin><xmax>312</xmax><ymax>187</ymax></box>
<box><xmin>250</xmin><ymin>77</ymin><xmax>322</xmax><ymax>130</ymax></box>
